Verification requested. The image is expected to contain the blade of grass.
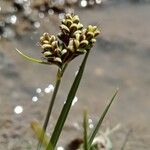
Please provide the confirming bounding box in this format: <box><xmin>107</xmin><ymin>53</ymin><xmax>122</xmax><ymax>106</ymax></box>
<box><xmin>31</xmin><ymin>121</ymin><xmax>53</xmax><ymax>150</ymax></box>
<box><xmin>46</xmin><ymin>143</ymin><xmax>53</xmax><ymax>150</ymax></box>
<box><xmin>120</xmin><ymin>129</ymin><xmax>132</xmax><ymax>150</ymax></box>
<box><xmin>47</xmin><ymin>50</ymin><xmax>90</xmax><ymax>149</ymax></box>
<box><xmin>88</xmin><ymin>89</ymin><xmax>118</xmax><ymax>148</ymax></box>
<box><xmin>83</xmin><ymin>111</ymin><xmax>89</xmax><ymax>150</ymax></box>
<box><xmin>37</xmin><ymin>64</ymin><xmax>68</xmax><ymax>150</ymax></box>
<box><xmin>16</xmin><ymin>49</ymin><xmax>50</xmax><ymax>65</ymax></box>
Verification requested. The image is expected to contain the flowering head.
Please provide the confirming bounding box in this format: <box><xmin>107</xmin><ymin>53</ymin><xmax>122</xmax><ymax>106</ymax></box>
<box><xmin>39</xmin><ymin>14</ymin><xmax>100</xmax><ymax>68</ymax></box>
<box><xmin>40</xmin><ymin>33</ymin><xmax>62</xmax><ymax>66</ymax></box>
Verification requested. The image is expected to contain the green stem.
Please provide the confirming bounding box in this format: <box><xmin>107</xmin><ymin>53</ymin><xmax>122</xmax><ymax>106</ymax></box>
<box><xmin>83</xmin><ymin>111</ymin><xmax>88</xmax><ymax>150</ymax></box>
<box><xmin>37</xmin><ymin>64</ymin><xmax>67</xmax><ymax>150</ymax></box>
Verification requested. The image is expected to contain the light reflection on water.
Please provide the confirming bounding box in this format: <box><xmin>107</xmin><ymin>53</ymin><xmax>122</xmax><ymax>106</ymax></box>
<box><xmin>6</xmin><ymin>15</ymin><xmax>17</xmax><ymax>24</ymax></box>
<box><xmin>48</xmin><ymin>9</ymin><xmax>54</xmax><ymax>15</ymax></box>
<box><xmin>36</xmin><ymin>88</ymin><xmax>42</xmax><ymax>94</ymax></box>
<box><xmin>13</xmin><ymin>83</ymin><xmax>54</xmax><ymax>115</ymax></box>
<box><xmin>88</xmin><ymin>118</ymin><xmax>94</xmax><ymax>129</ymax></box>
<box><xmin>14</xmin><ymin>105</ymin><xmax>23</xmax><ymax>114</ymax></box>
<box><xmin>72</xmin><ymin>96</ymin><xmax>78</xmax><ymax>106</ymax></box>
<box><xmin>44</xmin><ymin>84</ymin><xmax>55</xmax><ymax>94</ymax></box>
<box><xmin>34</xmin><ymin>21</ymin><xmax>40</xmax><ymax>28</ymax></box>
<box><xmin>33</xmin><ymin>83</ymin><xmax>79</xmax><ymax>107</ymax></box>
<box><xmin>96</xmin><ymin>0</ymin><xmax>102</xmax><ymax>4</ymax></box>
<box><xmin>13</xmin><ymin>80</ymin><xmax>94</xmax><ymax>140</ymax></box>
<box><xmin>64</xmin><ymin>96</ymin><xmax>79</xmax><ymax>106</ymax></box>
<box><xmin>75</xmin><ymin>70</ymin><xmax>79</xmax><ymax>76</ymax></box>
<box><xmin>57</xmin><ymin>146</ymin><xmax>64</xmax><ymax>150</ymax></box>
<box><xmin>88</xmin><ymin>118</ymin><xmax>93</xmax><ymax>123</ymax></box>
<box><xmin>89</xmin><ymin>123</ymin><xmax>94</xmax><ymax>129</ymax></box>
<box><xmin>80</xmin><ymin>0</ymin><xmax>88</xmax><ymax>7</ymax></box>
<box><xmin>0</xmin><ymin>0</ymin><xmax>102</xmax><ymax>39</ymax></box>
<box><xmin>80</xmin><ymin>0</ymin><xmax>102</xmax><ymax>7</ymax></box>
<box><xmin>32</xmin><ymin>84</ymin><xmax>54</xmax><ymax>102</ymax></box>
<box><xmin>38</xmin><ymin>12</ymin><xmax>45</xmax><ymax>19</ymax></box>
<box><xmin>32</xmin><ymin>96</ymin><xmax>38</xmax><ymax>102</ymax></box>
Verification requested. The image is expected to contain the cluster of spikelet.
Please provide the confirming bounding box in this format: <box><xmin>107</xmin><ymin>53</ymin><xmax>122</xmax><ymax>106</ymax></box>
<box><xmin>40</xmin><ymin>13</ymin><xmax>100</xmax><ymax>67</ymax></box>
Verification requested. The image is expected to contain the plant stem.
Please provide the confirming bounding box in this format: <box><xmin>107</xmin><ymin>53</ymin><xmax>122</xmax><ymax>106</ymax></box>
<box><xmin>37</xmin><ymin>64</ymin><xmax>67</xmax><ymax>150</ymax></box>
<box><xmin>83</xmin><ymin>111</ymin><xmax>88</xmax><ymax>150</ymax></box>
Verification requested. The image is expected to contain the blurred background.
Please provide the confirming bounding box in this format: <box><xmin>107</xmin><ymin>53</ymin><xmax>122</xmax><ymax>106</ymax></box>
<box><xmin>0</xmin><ymin>0</ymin><xmax>150</xmax><ymax>149</ymax></box>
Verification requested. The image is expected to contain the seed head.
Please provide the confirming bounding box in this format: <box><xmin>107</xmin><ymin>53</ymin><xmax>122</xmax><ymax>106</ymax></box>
<box><xmin>39</xmin><ymin>14</ymin><xmax>100</xmax><ymax>67</ymax></box>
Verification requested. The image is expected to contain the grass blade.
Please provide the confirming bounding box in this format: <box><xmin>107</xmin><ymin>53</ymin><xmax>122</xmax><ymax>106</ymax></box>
<box><xmin>16</xmin><ymin>49</ymin><xmax>50</xmax><ymax>65</ymax></box>
<box><xmin>47</xmin><ymin>50</ymin><xmax>90</xmax><ymax>149</ymax></box>
<box><xmin>88</xmin><ymin>89</ymin><xmax>118</xmax><ymax>148</ymax></box>
<box><xmin>120</xmin><ymin>129</ymin><xmax>132</xmax><ymax>150</ymax></box>
<box><xmin>46</xmin><ymin>143</ymin><xmax>53</xmax><ymax>150</ymax></box>
<box><xmin>31</xmin><ymin>121</ymin><xmax>53</xmax><ymax>150</ymax></box>
<box><xmin>83</xmin><ymin>111</ymin><xmax>89</xmax><ymax>150</ymax></box>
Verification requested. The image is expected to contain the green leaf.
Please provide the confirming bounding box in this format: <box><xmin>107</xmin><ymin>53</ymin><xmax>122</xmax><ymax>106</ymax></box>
<box><xmin>31</xmin><ymin>121</ymin><xmax>53</xmax><ymax>150</ymax></box>
<box><xmin>47</xmin><ymin>50</ymin><xmax>90</xmax><ymax>149</ymax></box>
<box><xmin>45</xmin><ymin>143</ymin><xmax>53</xmax><ymax>150</ymax></box>
<box><xmin>83</xmin><ymin>111</ymin><xmax>89</xmax><ymax>150</ymax></box>
<box><xmin>15</xmin><ymin>49</ymin><xmax>50</xmax><ymax>65</ymax></box>
<box><xmin>88</xmin><ymin>89</ymin><xmax>118</xmax><ymax>148</ymax></box>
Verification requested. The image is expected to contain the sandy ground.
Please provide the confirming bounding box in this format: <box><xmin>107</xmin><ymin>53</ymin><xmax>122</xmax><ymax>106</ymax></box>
<box><xmin>0</xmin><ymin>1</ymin><xmax>150</xmax><ymax>150</ymax></box>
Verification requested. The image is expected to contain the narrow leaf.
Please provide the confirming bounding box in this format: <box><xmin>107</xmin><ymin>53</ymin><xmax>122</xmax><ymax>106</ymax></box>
<box><xmin>44</xmin><ymin>143</ymin><xmax>53</xmax><ymax>150</ymax></box>
<box><xmin>47</xmin><ymin>50</ymin><xmax>90</xmax><ymax>148</ymax></box>
<box><xmin>120</xmin><ymin>129</ymin><xmax>132</xmax><ymax>150</ymax></box>
<box><xmin>83</xmin><ymin>111</ymin><xmax>89</xmax><ymax>150</ymax></box>
<box><xmin>31</xmin><ymin>121</ymin><xmax>53</xmax><ymax>150</ymax></box>
<box><xmin>88</xmin><ymin>89</ymin><xmax>118</xmax><ymax>148</ymax></box>
<box><xmin>16</xmin><ymin>49</ymin><xmax>50</xmax><ymax>65</ymax></box>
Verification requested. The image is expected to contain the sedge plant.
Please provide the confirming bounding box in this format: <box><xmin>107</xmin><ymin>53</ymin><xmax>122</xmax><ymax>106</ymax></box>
<box><xmin>16</xmin><ymin>13</ymin><xmax>118</xmax><ymax>150</ymax></box>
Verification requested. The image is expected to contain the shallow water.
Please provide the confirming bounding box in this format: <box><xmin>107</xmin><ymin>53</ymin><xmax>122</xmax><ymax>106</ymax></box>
<box><xmin>0</xmin><ymin>1</ymin><xmax>150</xmax><ymax>149</ymax></box>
